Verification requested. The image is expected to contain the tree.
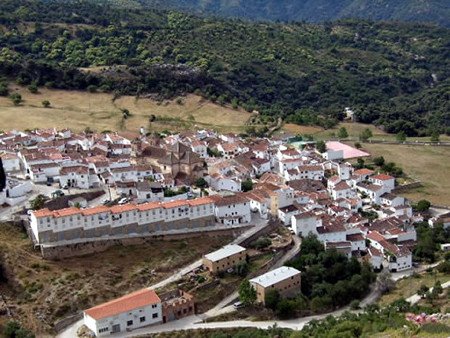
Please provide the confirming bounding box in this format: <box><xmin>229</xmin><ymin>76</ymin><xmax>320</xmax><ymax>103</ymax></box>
<box><xmin>432</xmin><ymin>280</ymin><xmax>443</xmax><ymax>297</ymax></box>
<box><xmin>354</xmin><ymin>142</ymin><xmax>362</xmax><ymax>149</ymax></box>
<box><xmin>28</xmin><ymin>83</ymin><xmax>38</xmax><ymax>94</ymax></box>
<box><xmin>235</xmin><ymin>261</ymin><xmax>249</xmax><ymax>277</ymax></box>
<box><xmin>238</xmin><ymin>279</ymin><xmax>257</xmax><ymax>306</ymax></box>
<box><xmin>337</xmin><ymin>127</ymin><xmax>348</xmax><ymax>139</ymax></box>
<box><xmin>30</xmin><ymin>194</ymin><xmax>46</xmax><ymax>210</ymax></box>
<box><xmin>376</xmin><ymin>270</ymin><xmax>395</xmax><ymax>294</ymax></box>
<box><xmin>42</xmin><ymin>100</ymin><xmax>51</xmax><ymax>108</ymax></box>
<box><xmin>316</xmin><ymin>140</ymin><xmax>326</xmax><ymax>153</ymax></box>
<box><xmin>9</xmin><ymin>93</ymin><xmax>22</xmax><ymax>106</ymax></box>
<box><xmin>265</xmin><ymin>289</ymin><xmax>280</xmax><ymax>310</ymax></box>
<box><xmin>241</xmin><ymin>179</ymin><xmax>253</xmax><ymax>192</ymax></box>
<box><xmin>415</xmin><ymin>199</ymin><xmax>431</xmax><ymax>212</ymax></box>
<box><xmin>373</xmin><ymin>156</ymin><xmax>385</xmax><ymax>167</ymax></box>
<box><xmin>195</xmin><ymin>177</ymin><xmax>207</xmax><ymax>188</ymax></box>
<box><xmin>430</xmin><ymin>132</ymin><xmax>440</xmax><ymax>143</ymax></box>
<box><xmin>3</xmin><ymin>321</ymin><xmax>34</xmax><ymax>338</ymax></box>
<box><xmin>418</xmin><ymin>284</ymin><xmax>429</xmax><ymax>298</ymax></box>
<box><xmin>359</xmin><ymin>128</ymin><xmax>373</xmax><ymax>142</ymax></box>
<box><xmin>0</xmin><ymin>82</ymin><xmax>9</xmax><ymax>96</ymax></box>
<box><xmin>276</xmin><ymin>299</ymin><xmax>295</xmax><ymax>318</ymax></box>
<box><xmin>396</xmin><ymin>131</ymin><xmax>406</xmax><ymax>142</ymax></box>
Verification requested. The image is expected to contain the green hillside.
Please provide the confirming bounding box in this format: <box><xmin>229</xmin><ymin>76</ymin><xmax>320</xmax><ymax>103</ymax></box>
<box><xmin>0</xmin><ymin>0</ymin><xmax>449</xmax><ymax>135</ymax></box>
<box><xmin>113</xmin><ymin>0</ymin><xmax>450</xmax><ymax>27</ymax></box>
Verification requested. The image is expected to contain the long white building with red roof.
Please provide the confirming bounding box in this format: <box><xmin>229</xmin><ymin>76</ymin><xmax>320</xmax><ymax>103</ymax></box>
<box><xmin>84</xmin><ymin>288</ymin><xmax>162</xmax><ymax>336</ymax></box>
<box><xmin>29</xmin><ymin>197</ymin><xmax>216</xmax><ymax>246</ymax></box>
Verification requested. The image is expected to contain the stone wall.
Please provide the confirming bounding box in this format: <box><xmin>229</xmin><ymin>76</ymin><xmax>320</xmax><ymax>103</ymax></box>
<box><xmin>40</xmin><ymin>225</ymin><xmax>249</xmax><ymax>260</ymax></box>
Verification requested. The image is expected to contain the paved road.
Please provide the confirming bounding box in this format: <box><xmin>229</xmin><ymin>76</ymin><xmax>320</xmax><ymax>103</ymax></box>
<box><xmin>204</xmin><ymin>234</ymin><xmax>301</xmax><ymax>318</ymax></box>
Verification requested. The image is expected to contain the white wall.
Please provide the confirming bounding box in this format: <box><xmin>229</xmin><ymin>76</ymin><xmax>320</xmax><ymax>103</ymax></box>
<box><xmin>84</xmin><ymin>303</ymin><xmax>162</xmax><ymax>336</ymax></box>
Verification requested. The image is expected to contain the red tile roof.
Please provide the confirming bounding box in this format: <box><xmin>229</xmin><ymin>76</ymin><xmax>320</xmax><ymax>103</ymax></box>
<box><xmin>372</xmin><ymin>174</ymin><xmax>394</xmax><ymax>181</ymax></box>
<box><xmin>110</xmin><ymin>204</ymin><xmax>138</xmax><ymax>214</ymax></box>
<box><xmin>163</xmin><ymin>200</ymin><xmax>189</xmax><ymax>209</ymax></box>
<box><xmin>353</xmin><ymin>168</ymin><xmax>374</xmax><ymax>176</ymax></box>
<box><xmin>85</xmin><ymin>289</ymin><xmax>160</xmax><ymax>320</ymax></box>
<box><xmin>82</xmin><ymin>206</ymin><xmax>110</xmax><ymax>216</ymax></box>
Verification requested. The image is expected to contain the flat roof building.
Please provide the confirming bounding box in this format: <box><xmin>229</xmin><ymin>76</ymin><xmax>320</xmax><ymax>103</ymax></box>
<box><xmin>203</xmin><ymin>244</ymin><xmax>247</xmax><ymax>273</ymax></box>
<box><xmin>250</xmin><ymin>266</ymin><xmax>301</xmax><ymax>304</ymax></box>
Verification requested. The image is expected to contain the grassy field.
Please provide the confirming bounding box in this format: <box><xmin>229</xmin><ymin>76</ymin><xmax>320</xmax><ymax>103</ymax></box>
<box><xmin>378</xmin><ymin>271</ymin><xmax>450</xmax><ymax>306</ymax></box>
<box><xmin>360</xmin><ymin>143</ymin><xmax>450</xmax><ymax>206</ymax></box>
<box><xmin>0</xmin><ymin>85</ymin><xmax>251</xmax><ymax>134</ymax></box>
<box><xmin>0</xmin><ymin>223</ymin><xmax>231</xmax><ymax>334</ymax></box>
<box><xmin>281</xmin><ymin>122</ymin><xmax>450</xmax><ymax>143</ymax></box>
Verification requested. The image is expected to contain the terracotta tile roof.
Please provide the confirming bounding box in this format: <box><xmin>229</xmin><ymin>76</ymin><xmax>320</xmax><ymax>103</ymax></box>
<box><xmin>188</xmin><ymin>197</ymin><xmax>214</xmax><ymax>206</ymax></box>
<box><xmin>372</xmin><ymin>174</ymin><xmax>394</xmax><ymax>181</ymax></box>
<box><xmin>33</xmin><ymin>208</ymin><xmax>53</xmax><ymax>218</ymax></box>
<box><xmin>137</xmin><ymin>202</ymin><xmax>162</xmax><ymax>211</ymax></box>
<box><xmin>367</xmin><ymin>230</ymin><xmax>385</xmax><ymax>243</ymax></box>
<box><xmin>163</xmin><ymin>200</ymin><xmax>189</xmax><ymax>209</ymax></box>
<box><xmin>368</xmin><ymin>246</ymin><xmax>382</xmax><ymax>257</ymax></box>
<box><xmin>82</xmin><ymin>206</ymin><xmax>110</xmax><ymax>216</ymax></box>
<box><xmin>53</xmin><ymin>207</ymin><xmax>82</xmax><ymax>218</ymax></box>
<box><xmin>353</xmin><ymin>168</ymin><xmax>374</xmax><ymax>176</ymax></box>
<box><xmin>85</xmin><ymin>289</ymin><xmax>160</xmax><ymax>320</ymax></box>
<box><xmin>334</xmin><ymin>181</ymin><xmax>351</xmax><ymax>191</ymax></box>
<box><xmin>110</xmin><ymin>204</ymin><xmax>138</xmax><ymax>214</ymax></box>
<box><xmin>209</xmin><ymin>194</ymin><xmax>248</xmax><ymax>206</ymax></box>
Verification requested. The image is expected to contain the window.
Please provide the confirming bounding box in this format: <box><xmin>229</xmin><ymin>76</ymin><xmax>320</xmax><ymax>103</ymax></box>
<box><xmin>99</xmin><ymin>327</ymin><xmax>109</xmax><ymax>333</ymax></box>
<box><xmin>152</xmin><ymin>304</ymin><xmax>157</xmax><ymax>309</ymax></box>
<box><xmin>140</xmin><ymin>316</ymin><xmax>146</xmax><ymax>323</ymax></box>
<box><xmin>152</xmin><ymin>313</ymin><xmax>158</xmax><ymax>319</ymax></box>
<box><xmin>127</xmin><ymin>320</ymin><xmax>133</xmax><ymax>326</ymax></box>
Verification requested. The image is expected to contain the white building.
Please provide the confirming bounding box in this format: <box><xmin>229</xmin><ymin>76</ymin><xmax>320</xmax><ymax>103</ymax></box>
<box><xmin>84</xmin><ymin>289</ymin><xmax>162</xmax><ymax>336</ymax></box>
<box><xmin>1</xmin><ymin>153</ymin><xmax>21</xmax><ymax>172</ymax></box>
<box><xmin>369</xmin><ymin>174</ymin><xmax>395</xmax><ymax>193</ymax></box>
<box><xmin>211</xmin><ymin>194</ymin><xmax>251</xmax><ymax>225</ymax></box>
<box><xmin>59</xmin><ymin>165</ymin><xmax>90</xmax><ymax>189</ymax></box>
<box><xmin>278</xmin><ymin>205</ymin><xmax>301</xmax><ymax>226</ymax></box>
<box><xmin>291</xmin><ymin>212</ymin><xmax>321</xmax><ymax>237</ymax></box>
<box><xmin>29</xmin><ymin>197</ymin><xmax>216</xmax><ymax>246</ymax></box>
<box><xmin>208</xmin><ymin>174</ymin><xmax>241</xmax><ymax>192</ymax></box>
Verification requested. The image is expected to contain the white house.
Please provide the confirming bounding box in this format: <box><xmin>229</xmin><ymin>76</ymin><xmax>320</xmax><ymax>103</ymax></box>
<box><xmin>191</xmin><ymin>140</ymin><xmax>208</xmax><ymax>158</ymax></box>
<box><xmin>367</xmin><ymin>246</ymin><xmax>383</xmax><ymax>270</ymax></box>
<box><xmin>380</xmin><ymin>193</ymin><xmax>405</xmax><ymax>207</ymax></box>
<box><xmin>369</xmin><ymin>174</ymin><xmax>395</xmax><ymax>193</ymax></box>
<box><xmin>245</xmin><ymin>191</ymin><xmax>270</xmax><ymax>219</ymax></box>
<box><xmin>1</xmin><ymin>153</ymin><xmax>21</xmax><ymax>172</ymax></box>
<box><xmin>317</xmin><ymin>223</ymin><xmax>347</xmax><ymax>243</ymax></box>
<box><xmin>29</xmin><ymin>163</ymin><xmax>60</xmax><ymax>183</ymax></box>
<box><xmin>60</xmin><ymin>165</ymin><xmax>90</xmax><ymax>189</ymax></box>
<box><xmin>208</xmin><ymin>174</ymin><xmax>241</xmax><ymax>192</ymax></box>
<box><xmin>278</xmin><ymin>205</ymin><xmax>301</xmax><ymax>226</ymax></box>
<box><xmin>356</xmin><ymin>183</ymin><xmax>385</xmax><ymax>204</ymax></box>
<box><xmin>330</xmin><ymin>181</ymin><xmax>355</xmax><ymax>200</ymax></box>
<box><xmin>211</xmin><ymin>194</ymin><xmax>251</xmax><ymax>225</ymax></box>
<box><xmin>291</xmin><ymin>211</ymin><xmax>321</xmax><ymax>237</ymax></box>
<box><xmin>84</xmin><ymin>289</ymin><xmax>162</xmax><ymax>336</ymax></box>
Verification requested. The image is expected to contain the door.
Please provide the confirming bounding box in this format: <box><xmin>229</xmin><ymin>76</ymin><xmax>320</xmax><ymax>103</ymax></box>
<box><xmin>111</xmin><ymin>324</ymin><xmax>120</xmax><ymax>333</ymax></box>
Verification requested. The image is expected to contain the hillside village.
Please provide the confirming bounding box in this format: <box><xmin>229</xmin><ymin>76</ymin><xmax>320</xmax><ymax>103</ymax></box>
<box><xmin>0</xmin><ymin>126</ymin><xmax>441</xmax><ymax>336</ymax></box>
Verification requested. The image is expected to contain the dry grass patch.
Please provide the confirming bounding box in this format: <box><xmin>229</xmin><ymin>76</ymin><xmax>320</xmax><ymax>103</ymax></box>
<box><xmin>378</xmin><ymin>272</ymin><xmax>450</xmax><ymax>307</ymax></box>
<box><xmin>0</xmin><ymin>222</ymin><xmax>231</xmax><ymax>334</ymax></box>
<box><xmin>0</xmin><ymin>86</ymin><xmax>250</xmax><ymax>133</ymax></box>
<box><xmin>361</xmin><ymin>143</ymin><xmax>450</xmax><ymax>206</ymax></box>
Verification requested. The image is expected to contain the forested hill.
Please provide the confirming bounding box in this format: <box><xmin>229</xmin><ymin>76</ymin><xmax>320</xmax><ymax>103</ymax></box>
<box><xmin>0</xmin><ymin>0</ymin><xmax>449</xmax><ymax>135</ymax></box>
<box><xmin>106</xmin><ymin>0</ymin><xmax>450</xmax><ymax>27</ymax></box>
